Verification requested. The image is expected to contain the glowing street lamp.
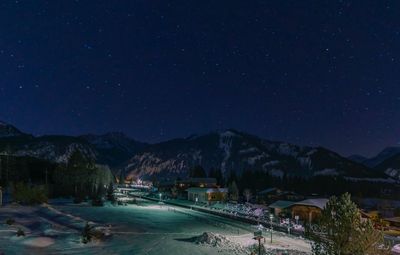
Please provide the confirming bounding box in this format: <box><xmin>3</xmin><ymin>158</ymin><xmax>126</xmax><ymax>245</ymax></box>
<box><xmin>269</xmin><ymin>214</ymin><xmax>274</xmax><ymax>243</ymax></box>
<box><xmin>253</xmin><ymin>224</ymin><xmax>264</xmax><ymax>255</ymax></box>
<box><xmin>159</xmin><ymin>193</ymin><xmax>162</xmax><ymax>202</ymax></box>
<box><xmin>195</xmin><ymin>196</ymin><xmax>198</xmax><ymax>205</ymax></box>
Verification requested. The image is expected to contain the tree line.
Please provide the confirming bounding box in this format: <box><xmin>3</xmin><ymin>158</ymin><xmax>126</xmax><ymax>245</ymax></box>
<box><xmin>187</xmin><ymin>165</ymin><xmax>400</xmax><ymax>200</ymax></box>
<box><xmin>0</xmin><ymin>151</ymin><xmax>114</xmax><ymax>204</ymax></box>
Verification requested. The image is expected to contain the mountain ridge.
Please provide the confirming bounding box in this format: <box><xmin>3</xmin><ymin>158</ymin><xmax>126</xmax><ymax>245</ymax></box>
<box><xmin>124</xmin><ymin>129</ymin><xmax>381</xmax><ymax>181</ymax></box>
<box><xmin>0</xmin><ymin>121</ymin><xmax>397</xmax><ymax>182</ymax></box>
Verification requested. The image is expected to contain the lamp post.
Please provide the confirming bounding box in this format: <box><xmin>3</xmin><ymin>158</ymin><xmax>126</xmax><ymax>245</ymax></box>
<box><xmin>253</xmin><ymin>224</ymin><xmax>264</xmax><ymax>255</ymax></box>
<box><xmin>195</xmin><ymin>196</ymin><xmax>198</xmax><ymax>205</ymax></box>
<box><xmin>159</xmin><ymin>193</ymin><xmax>162</xmax><ymax>202</ymax></box>
<box><xmin>269</xmin><ymin>214</ymin><xmax>274</xmax><ymax>243</ymax></box>
<box><xmin>295</xmin><ymin>215</ymin><xmax>299</xmax><ymax>225</ymax></box>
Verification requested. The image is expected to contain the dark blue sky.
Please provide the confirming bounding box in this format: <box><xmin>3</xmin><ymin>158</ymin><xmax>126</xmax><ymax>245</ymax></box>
<box><xmin>0</xmin><ymin>0</ymin><xmax>399</xmax><ymax>156</ymax></box>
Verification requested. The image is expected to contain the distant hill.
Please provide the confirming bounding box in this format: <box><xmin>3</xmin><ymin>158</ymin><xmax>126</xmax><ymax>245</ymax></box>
<box><xmin>80</xmin><ymin>132</ymin><xmax>148</xmax><ymax>167</ymax></box>
<box><xmin>363</xmin><ymin>146</ymin><xmax>400</xmax><ymax>167</ymax></box>
<box><xmin>347</xmin><ymin>146</ymin><xmax>400</xmax><ymax>168</ymax></box>
<box><xmin>0</xmin><ymin>134</ymin><xmax>97</xmax><ymax>163</ymax></box>
<box><xmin>348</xmin><ymin>154</ymin><xmax>368</xmax><ymax>164</ymax></box>
<box><xmin>0</xmin><ymin>121</ymin><xmax>27</xmax><ymax>138</ymax></box>
<box><xmin>0</xmin><ymin>121</ymin><xmax>145</xmax><ymax>168</ymax></box>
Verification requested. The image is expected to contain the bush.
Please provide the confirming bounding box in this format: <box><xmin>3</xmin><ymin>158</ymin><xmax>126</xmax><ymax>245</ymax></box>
<box><xmin>16</xmin><ymin>228</ymin><xmax>25</xmax><ymax>237</ymax></box>
<box><xmin>81</xmin><ymin>222</ymin><xmax>106</xmax><ymax>244</ymax></box>
<box><xmin>81</xmin><ymin>223</ymin><xmax>93</xmax><ymax>244</ymax></box>
<box><xmin>92</xmin><ymin>197</ymin><xmax>104</xmax><ymax>207</ymax></box>
<box><xmin>12</xmin><ymin>183</ymin><xmax>48</xmax><ymax>205</ymax></box>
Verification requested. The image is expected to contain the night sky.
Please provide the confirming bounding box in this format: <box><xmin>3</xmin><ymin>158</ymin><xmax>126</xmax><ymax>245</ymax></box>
<box><xmin>0</xmin><ymin>1</ymin><xmax>399</xmax><ymax>157</ymax></box>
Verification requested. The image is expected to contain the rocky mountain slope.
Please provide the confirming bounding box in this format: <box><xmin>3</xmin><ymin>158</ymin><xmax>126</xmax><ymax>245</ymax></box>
<box><xmin>124</xmin><ymin>129</ymin><xmax>378</xmax><ymax>180</ymax></box>
<box><xmin>374</xmin><ymin>153</ymin><xmax>400</xmax><ymax>181</ymax></box>
<box><xmin>0</xmin><ymin>134</ymin><xmax>96</xmax><ymax>163</ymax></box>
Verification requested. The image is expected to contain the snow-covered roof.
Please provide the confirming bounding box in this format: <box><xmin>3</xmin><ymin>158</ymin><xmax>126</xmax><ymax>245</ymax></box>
<box><xmin>268</xmin><ymin>200</ymin><xmax>295</xmax><ymax>209</ymax></box>
<box><xmin>384</xmin><ymin>217</ymin><xmax>400</xmax><ymax>223</ymax></box>
<box><xmin>257</xmin><ymin>187</ymin><xmax>277</xmax><ymax>195</ymax></box>
<box><xmin>186</xmin><ymin>187</ymin><xmax>228</xmax><ymax>193</ymax></box>
<box><xmin>293</xmin><ymin>199</ymin><xmax>328</xmax><ymax>210</ymax></box>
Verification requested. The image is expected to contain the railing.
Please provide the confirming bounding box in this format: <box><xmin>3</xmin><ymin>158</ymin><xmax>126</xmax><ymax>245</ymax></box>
<box><xmin>128</xmin><ymin>192</ymin><xmax>305</xmax><ymax>237</ymax></box>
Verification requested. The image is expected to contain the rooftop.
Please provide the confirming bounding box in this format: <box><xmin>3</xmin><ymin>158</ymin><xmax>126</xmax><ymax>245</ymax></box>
<box><xmin>384</xmin><ymin>217</ymin><xmax>400</xmax><ymax>223</ymax></box>
<box><xmin>293</xmin><ymin>198</ymin><xmax>328</xmax><ymax>210</ymax></box>
<box><xmin>186</xmin><ymin>187</ymin><xmax>228</xmax><ymax>193</ymax></box>
<box><xmin>257</xmin><ymin>187</ymin><xmax>278</xmax><ymax>195</ymax></box>
<box><xmin>269</xmin><ymin>200</ymin><xmax>295</xmax><ymax>209</ymax></box>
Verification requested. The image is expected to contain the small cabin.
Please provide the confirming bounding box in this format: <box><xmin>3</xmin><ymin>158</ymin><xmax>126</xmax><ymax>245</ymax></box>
<box><xmin>290</xmin><ymin>198</ymin><xmax>328</xmax><ymax>223</ymax></box>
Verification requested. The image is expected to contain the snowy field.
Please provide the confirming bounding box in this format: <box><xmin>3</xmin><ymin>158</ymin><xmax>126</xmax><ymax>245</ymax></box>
<box><xmin>0</xmin><ymin>199</ymin><xmax>311</xmax><ymax>255</ymax></box>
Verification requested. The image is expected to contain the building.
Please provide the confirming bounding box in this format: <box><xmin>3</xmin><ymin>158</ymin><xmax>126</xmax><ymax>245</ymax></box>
<box><xmin>383</xmin><ymin>217</ymin><xmax>400</xmax><ymax>228</ymax></box>
<box><xmin>187</xmin><ymin>187</ymin><xmax>228</xmax><ymax>204</ymax></box>
<box><xmin>176</xmin><ymin>178</ymin><xmax>218</xmax><ymax>189</ymax></box>
<box><xmin>157</xmin><ymin>180</ymin><xmax>176</xmax><ymax>193</ymax></box>
<box><xmin>175</xmin><ymin>178</ymin><xmax>218</xmax><ymax>198</ymax></box>
<box><xmin>268</xmin><ymin>200</ymin><xmax>295</xmax><ymax>217</ymax></box>
<box><xmin>290</xmin><ymin>198</ymin><xmax>328</xmax><ymax>223</ymax></box>
<box><xmin>257</xmin><ymin>187</ymin><xmax>303</xmax><ymax>204</ymax></box>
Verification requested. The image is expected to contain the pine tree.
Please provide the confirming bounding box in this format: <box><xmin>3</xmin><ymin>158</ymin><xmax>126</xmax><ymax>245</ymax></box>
<box><xmin>106</xmin><ymin>182</ymin><xmax>115</xmax><ymax>202</ymax></box>
<box><xmin>243</xmin><ymin>189</ymin><xmax>252</xmax><ymax>203</ymax></box>
<box><xmin>306</xmin><ymin>193</ymin><xmax>391</xmax><ymax>255</ymax></box>
<box><xmin>228</xmin><ymin>181</ymin><xmax>239</xmax><ymax>201</ymax></box>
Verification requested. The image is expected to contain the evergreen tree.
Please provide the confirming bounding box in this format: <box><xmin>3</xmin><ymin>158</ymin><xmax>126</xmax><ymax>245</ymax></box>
<box><xmin>119</xmin><ymin>170</ymin><xmax>125</xmax><ymax>184</ymax></box>
<box><xmin>189</xmin><ymin>165</ymin><xmax>206</xmax><ymax>178</ymax></box>
<box><xmin>171</xmin><ymin>186</ymin><xmax>178</xmax><ymax>198</ymax></box>
<box><xmin>243</xmin><ymin>189</ymin><xmax>252</xmax><ymax>203</ymax></box>
<box><xmin>106</xmin><ymin>182</ymin><xmax>115</xmax><ymax>202</ymax></box>
<box><xmin>306</xmin><ymin>193</ymin><xmax>390</xmax><ymax>255</ymax></box>
<box><xmin>228</xmin><ymin>181</ymin><xmax>239</xmax><ymax>201</ymax></box>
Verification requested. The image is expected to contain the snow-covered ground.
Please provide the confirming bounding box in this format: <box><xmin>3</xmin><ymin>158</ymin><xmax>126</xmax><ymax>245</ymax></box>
<box><xmin>0</xmin><ymin>199</ymin><xmax>311</xmax><ymax>254</ymax></box>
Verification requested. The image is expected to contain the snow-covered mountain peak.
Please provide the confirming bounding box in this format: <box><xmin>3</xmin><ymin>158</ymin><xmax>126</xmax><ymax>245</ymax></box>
<box><xmin>219</xmin><ymin>130</ymin><xmax>240</xmax><ymax>138</ymax></box>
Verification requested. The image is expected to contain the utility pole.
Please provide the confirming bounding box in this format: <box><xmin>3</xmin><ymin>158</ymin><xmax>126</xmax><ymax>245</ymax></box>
<box><xmin>45</xmin><ymin>168</ymin><xmax>48</xmax><ymax>186</ymax></box>
<box><xmin>0</xmin><ymin>157</ymin><xmax>2</xmax><ymax>184</ymax></box>
<box><xmin>6</xmin><ymin>151</ymin><xmax>9</xmax><ymax>186</ymax></box>
<box><xmin>269</xmin><ymin>214</ymin><xmax>274</xmax><ymax>243</ymax></box>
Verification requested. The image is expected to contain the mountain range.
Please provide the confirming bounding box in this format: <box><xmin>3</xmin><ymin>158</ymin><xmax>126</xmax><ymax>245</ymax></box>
<box><xmin>124</xmin><ymin>130</ymin><xmax>381</xmax><ymax>180</ymax></box>
<box><xmin>0</xmin><ymin>121</ymin><xmax>144</xmax><ymax>168</ymax></box>
<box><xmin>0</xmin><ymin>121</ymin><xmax>399</xmax><ymax>182</ymax></box>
